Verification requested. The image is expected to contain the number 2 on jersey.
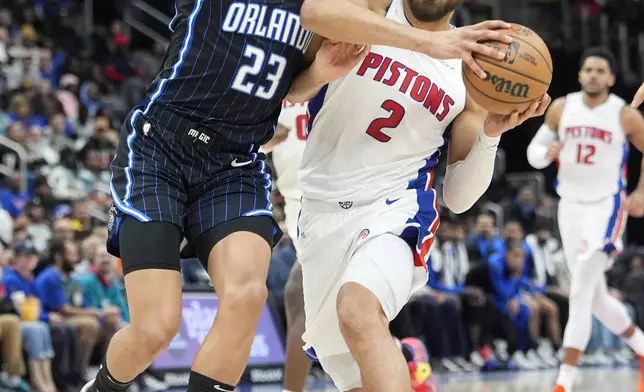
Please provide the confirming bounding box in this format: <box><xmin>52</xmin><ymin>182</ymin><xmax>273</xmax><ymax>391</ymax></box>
<box><xmin>576</xmin><ymin>143</ymin><xmax>596</xmax><ymax>165</ymax></box>
<box><xmin>231</xmin><ymin>44</ymin><xmax>286</xmax><ymax>100</ymax></box>
<box><xmin>366</xmin><ymin>100</ymin><xmax>406</xmax><ymax>143</ymax></box>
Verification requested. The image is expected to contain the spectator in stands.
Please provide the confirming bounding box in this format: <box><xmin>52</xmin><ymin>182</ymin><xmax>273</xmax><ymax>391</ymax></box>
<box><xmin>507</xmin><ymin>186</ymin><xmax>538</xmax><ymax>234</ymax></box>
<box><xmin>31</xmin><ymin>176</ymin><xmax>56</xmax><ymax>215</ymax></box>
<box><xmin>9</xmin><ymin>94</ymin><xmax>45</xmax><ymax>128</ymax></box>
<box><xmin>25</xmin><ymin>203</ymin><xmax>51</xmax><ymax>254</ymax></box>
<box><xmin>1</xmin><ymin>122</ymin><xmax>26</xmax><ymax>172</ymax></box>
<box><xmin>48</xmin><ymin>146</ymin><xmax>87</xmax><ymax>202</ymax></box>
<box><xmin>466</xmin><ymin>212</ymin><xmax>504</xmax><ymax>263</ymax></box>
<box><xmin>2</xmin><ymin>240</ymin><xmax>58</xmax><ymax>392</ymax></box>
<box><xmin>0</xmin><ymin>175</ymin><xmax>30</xmax><ymax>218</ymax></box>
<box><xmin>69</xmin><ymin>200</ymin><xmax>93</xmax><ymax>240</ymax></box>
<box><xmin>489</xmin><ymin>240</ymin><xmax>561</xmax><ymax>367</ymax></box>
<box><xmin>0</xmin><ymin>281</ymin><xmax>28</xmax><ymax>391</ymax></box>
<box><xmin>51</xmin><ymin>218</ymin><xmax>74</xmax><ymax>242</ymax></box>
<box><xmin>34</xmin><ymin>239</ymin><xmax>103</xmax><ymax>380</ymax></box>
<box><xmin>78</xmin><ymin>248</ymin><xmax>129</xmax><ymax>326</ymax></box>
<box><xmin>44</xmin><ymin>112</ymin><xmax>74</xmax><ymax>154</ymax></box>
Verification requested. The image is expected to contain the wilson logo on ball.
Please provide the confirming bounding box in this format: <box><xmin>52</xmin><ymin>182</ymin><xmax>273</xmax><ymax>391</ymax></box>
<box><xmin>483</xmin><ymin>72</ymin><xmax>530</xmax><ymax>98</ymax></box>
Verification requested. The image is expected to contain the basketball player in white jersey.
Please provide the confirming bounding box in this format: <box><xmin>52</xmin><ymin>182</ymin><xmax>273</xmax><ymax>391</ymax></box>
<box><xmin>283</xmin><ymin>1</ymin><xmax>550</xmax><ymax>390</ymax></box>
<box><xmin>264</xmin><ymin>100</ymin><xmax>314</xmax><ymax>392</ymax></box>
<box><xmin>527</xmin><ymin>47</ymin><xmax>644</xmax><ymax>392</ymax></box>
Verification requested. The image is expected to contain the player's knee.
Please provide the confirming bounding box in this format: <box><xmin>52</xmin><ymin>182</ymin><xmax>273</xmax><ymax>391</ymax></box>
<box><xmin>131</xmin><ymin>308</ymin><xmax>181</xmax><ymax>355</ymax></box>
<box><xmin>220</xmin><ymin>280</ymin><xmax>268</xmax><ymax>315</ymax></box>
<box><xmin>336</xmin><ymin>282</ymin><xmax>383</xmax><ymax>340</ymax></box>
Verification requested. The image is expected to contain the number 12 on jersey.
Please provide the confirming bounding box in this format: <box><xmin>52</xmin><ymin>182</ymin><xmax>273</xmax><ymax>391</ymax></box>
<box><xmin>231</xmin><ymin>44</ymin><xmax>286</xmax><ymax>100</ymax></box>
<box><xmin>576</xmin><ymin>143</ymin><xmax>596</xmax><ymax>165</ymax></box>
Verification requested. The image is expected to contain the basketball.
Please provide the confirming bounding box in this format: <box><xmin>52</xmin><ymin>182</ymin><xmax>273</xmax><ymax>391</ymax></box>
<box><xmin>462</xmin><ymin>23</ymin><xmax>553</xmax><ymax>114</ymax></box>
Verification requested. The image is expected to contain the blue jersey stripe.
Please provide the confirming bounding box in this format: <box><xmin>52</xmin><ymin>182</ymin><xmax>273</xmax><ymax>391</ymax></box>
<box><xmin>144</xmin><ymin>0</ymin><xmax>205</xmax><ymax>115</ymax></box>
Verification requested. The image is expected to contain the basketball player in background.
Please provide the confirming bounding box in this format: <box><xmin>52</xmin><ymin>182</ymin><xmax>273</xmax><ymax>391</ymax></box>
<box><xmin>260</xmin><ymin>100</ymin><xmax>312</xmax><ymax>392</ymax></box>
<box><xmin>286</xmin><ymin>1</ymin><xmax>550</xmax><ymax>390</ymax></box>
<box><xmin>527</xmin><ymin>47</ymin><xmax>644</xmax><ymax>392</ymax></box>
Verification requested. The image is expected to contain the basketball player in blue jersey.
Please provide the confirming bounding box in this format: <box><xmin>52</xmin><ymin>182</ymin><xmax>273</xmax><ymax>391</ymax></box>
<box><xmin>82</xmin><ymin>0</ymin><xmax>516</xmax><ymax>392</ymax></box>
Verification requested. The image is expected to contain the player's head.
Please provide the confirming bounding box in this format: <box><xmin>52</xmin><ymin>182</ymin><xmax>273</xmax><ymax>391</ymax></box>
<box><xmin>578</xmin><ymin>47</ymin><xmax>616</xmax><ymax>97</ymax></box>
<box><xmin>405</xmin><ymin>0</ymin><xmax>463</xmax><ymax>23</ymax></box>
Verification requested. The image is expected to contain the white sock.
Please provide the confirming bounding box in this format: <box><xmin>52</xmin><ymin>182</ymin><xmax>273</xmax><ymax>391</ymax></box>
<box><xmin>624</xmin><ymin>328</ymin><xmax>644</xmax><ymax>356</ymax></box>
<box><xmin>556</xmin><ymin>364</ymin><xmax>577</xmax><ymax>391</ymax></box>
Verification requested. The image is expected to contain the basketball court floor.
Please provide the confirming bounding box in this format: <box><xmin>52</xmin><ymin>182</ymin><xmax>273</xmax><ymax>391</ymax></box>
<box><xmin>235</xmin><ymin>368</ymin><xmax>640</xmax><ymax>391</ymax></box>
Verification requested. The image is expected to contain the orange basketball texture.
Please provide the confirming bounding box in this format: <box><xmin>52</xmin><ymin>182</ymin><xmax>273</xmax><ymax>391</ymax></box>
<box><xmin>462</xmin><ymin>24</ymin><xmax>553</xmax><ymax>114</ymax></box>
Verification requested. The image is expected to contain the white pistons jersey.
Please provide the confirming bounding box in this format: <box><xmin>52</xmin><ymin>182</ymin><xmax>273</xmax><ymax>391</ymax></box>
<box><xmin>298</xmin><ymin>0</ymin><xmax>467</xmax><ymax>205</ymax></box>
<box><xmin>556</xmin><ymin>91</ymin><xmax>628</xmax><ymax>202</ymax></box>
<box><xmin>272</xmin><ymin>100</ymin><xmax>309</xmax><ymax>202</ymax></box>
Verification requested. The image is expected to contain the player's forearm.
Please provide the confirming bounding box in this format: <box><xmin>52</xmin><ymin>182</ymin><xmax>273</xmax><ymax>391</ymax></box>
<box><xmin>527</xmin><ymin>124</ymin><xmax>557</xmax><ymax>169</ymax></box>
<box><xmin>442</xmin><ymin>131</ymin><xmax>499</xmax><ymax>214</ymax></box>
<box><xmin>286</xmin><ymin>65</ymin><xmax>326</xmax><ymax>103</ymax></box>
<box><xmin>300</xmin><ymin>0</ymin><xmax>425</xmax><ymax>51</ymax></box>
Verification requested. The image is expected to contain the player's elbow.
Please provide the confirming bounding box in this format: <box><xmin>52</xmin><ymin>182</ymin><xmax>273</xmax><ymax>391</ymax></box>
<box><xmin>442</xmin><ymin>186</ymin><xmax>475</xmax><ymax>214</ymax></box>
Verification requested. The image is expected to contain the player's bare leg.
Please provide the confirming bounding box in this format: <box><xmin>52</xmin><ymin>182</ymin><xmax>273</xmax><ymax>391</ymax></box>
<box><xmin>282</xmin><ymin>263</ymin><xmax>311</xmax><ymax>392</ymax></box>
<box><xmin>104</xmin><ymin>269</ymin><xmax>183</xmax><ymax>380</ymax></box>
<box><xmin>555</xmin><ymin>251</ymin><xmax>644</xmax><ymax>392</ymax></box>
<box><xmin>83</xmin><ymin>220</ymin><xmax>184</xmax><ymax>392</ymax></box>
<box><xmin>337</xmin><ymin>282</ymin><xmax>410</xmax><ymax>392</ymax></box>
<box><xmin>190</xmin><ymin>231</ymin><xmax>272</xmax><ymax>390</ymax></box>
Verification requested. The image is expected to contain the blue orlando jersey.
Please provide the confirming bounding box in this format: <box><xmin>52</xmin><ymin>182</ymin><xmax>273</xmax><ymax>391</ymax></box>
<box><xmin>145</xmin><ymin>0</ymin><xmax>314</xmax><ymax>146</ymax></box>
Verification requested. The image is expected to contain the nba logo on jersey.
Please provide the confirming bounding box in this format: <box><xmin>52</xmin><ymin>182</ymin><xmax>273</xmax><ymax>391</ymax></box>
<box><xmin>358</xmin><ymin>229</ymin><xmax>370</xmax><ymax>241</ymax></box>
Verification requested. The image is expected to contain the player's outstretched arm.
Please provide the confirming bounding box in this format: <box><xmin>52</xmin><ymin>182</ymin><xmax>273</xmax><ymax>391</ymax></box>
<box><xmin>526</xmin><ymin>97</ymin><xmax>565</xmax><ymax>169</ymax></box>
<box><xmin>443</xmin><ymin>95</ymin><xmax>550</xmax><ymax>214</ymax></box>
<box><xmin>622</xmin><ymin>106</ymin><xmax>644</xmax><ymax>217</ymax></box>
<box><xmin>300</xmin><ymin>0</ymin><xmax>512</xmax><ymax>78</ymax></box>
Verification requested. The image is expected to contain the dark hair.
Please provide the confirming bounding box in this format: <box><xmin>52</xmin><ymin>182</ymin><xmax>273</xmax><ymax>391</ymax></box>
<box><xmin>580</xmin><ymin>47</ymin><xmax>616</xmax><ymax>73</ymax></box>
<box><xmin>48</xmin><ymin>238</ymin><xmax>66</xmax><ymax>260</ymax></box>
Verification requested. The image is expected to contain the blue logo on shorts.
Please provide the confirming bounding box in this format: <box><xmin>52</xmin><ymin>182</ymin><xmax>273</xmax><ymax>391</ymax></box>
<box><xmin>386</xmin><ymin>198</ymin><xmax>400</xmax><ymax>205</ymax></box>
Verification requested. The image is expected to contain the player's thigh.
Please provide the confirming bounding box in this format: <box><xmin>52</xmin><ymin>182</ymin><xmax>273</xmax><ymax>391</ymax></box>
<box><xmin>118</xmin><ymin>217</ymin><xmax>184</xmax><ymax>337</ymax></box>
<box><xmin>342</xmin><ymin>233</ymin><xmax>415</xmax><ymax>321</ymax></box>
<box><xmin>557</xmin><ymin>199</ymin><xmax>583</xmax><ymax>269</ymax></box>
<box><xmin>581</xmin><ymin>193</ymin><xmax>628</xmax><ymax>259</ymax></box>
<box><xmin>185</xmin><ymin>153</ymin><xmax>281</xmax><ymax>262</ymax></box>
<box><xmin>318</xmin><ymin>353</ymin><xmax>362</xmax><ymax>392</ymax></box>
<box><xmin>109</xmin><ymin>109</ymin><xmax>187</xmax><ymax>238</ymax></box>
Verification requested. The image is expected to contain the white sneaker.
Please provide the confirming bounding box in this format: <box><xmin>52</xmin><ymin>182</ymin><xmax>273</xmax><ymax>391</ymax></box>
<box><xmin>80</xmin><ymin>379</ymin><xmax>95</xmax><ymax>392</ymax></box>
<box><xmin>526</xmin><ymin>349</ymin><xmax>546</xmax><ymax>369</ymax></box>
<box><xmin>512</xmin><ymin>351</ymin><xmax>538</xmax><ymax>370</ymax></box>
<box><xmin>440</xmin><ymin>358</ymin><xmax>463</xmax><ymax>373</ymax></box>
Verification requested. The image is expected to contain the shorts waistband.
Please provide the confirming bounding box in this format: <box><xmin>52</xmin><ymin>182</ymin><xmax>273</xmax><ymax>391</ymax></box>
<box><xmin>130</xmin><ymin>107</ymin><xmax>258</xmax><ymax>154</ymax></box>
<box><xmin>301</xmin><ymin>197</ymin><xmax>373</xmax><ymax>213</ymax></box>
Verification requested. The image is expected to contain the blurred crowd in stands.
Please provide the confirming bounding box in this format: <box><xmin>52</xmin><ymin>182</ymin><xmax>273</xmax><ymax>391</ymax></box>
<box><xmin>0</xmin><ymin>0</ymin><xmax>642</xmax><ymax>391</ymax></box>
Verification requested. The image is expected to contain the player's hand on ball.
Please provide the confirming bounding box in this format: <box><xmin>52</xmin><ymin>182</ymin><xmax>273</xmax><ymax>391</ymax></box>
<box><xmin>312</xmin><ymin>40</ymin><xmax>371</xmax><ymax>83</ymax></box>
<box><xmin>631</xmin><ymin>82</ymin><xmax>644</xmax><ymax>108</ymax></box>
<box><xmin>626</xmin><ymin>191</ymin><xmax>644</xmax><ymax>218</ymax></box>
<box><xmin>484</xmin><ymin>94</ymin><xmax>552</xmax><ymax>137</ymax></box>
<box><xmin>426</xmin><ymin>20</ymin><xmax>513</xmax><ymax>79</ymax></box>
<box><xmin>545</xmin><ymin>141</ymin><xmax>563</xmax><ymax>161</ymax></box>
